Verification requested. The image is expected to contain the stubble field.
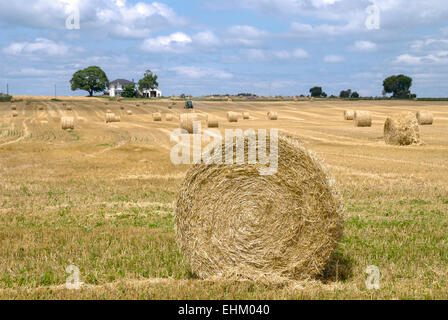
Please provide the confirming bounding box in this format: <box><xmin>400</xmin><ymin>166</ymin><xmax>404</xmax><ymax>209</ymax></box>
<box><xmin>0</xmin><ymin>97</ymin><xmax>447</xmax><ymax>299</ymax></box>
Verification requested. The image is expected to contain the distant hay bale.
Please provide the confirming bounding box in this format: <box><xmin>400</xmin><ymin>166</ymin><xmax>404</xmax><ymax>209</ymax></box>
<box><xmin>242</xmin><ymin>112</ymin><xmax>250</xmax><ymax>120</ymax></box>
<box><xmin>153</xmin><ymin>112</ymin><xmax>162</xmax><ymax>121</ymax></box>
<box><xmin>61</xmin><ymin>117</ymin><xmax>75</xmax><ymax>130</ymax></box>
<box><xmin>180</xmin><ymin>113</ymin><xmax>199</xmax><ymax>134</ymax></box>
<box><xmin>106</xmin><ymin>109</ymin><xmax>112</xmax><ymax>113</ymax></box>
<box><xmin>227</xmin><ymin>111</ymin><xmax>239</xmax><ymax>123</ymax></box>
<box><xmin>11</xmin><ymin>105</ymin><xmax>17</xmax><ymax>110</ymax></box>
<box><xmin>12</xmin><ymin>111</ymin><xmax>18</xmax><ymax>117</ymax></box>
<box><xmin>354</xmin><ymin>111</ymin><xmax>372</xmax><ymax>127</ymax></box>
<box><xmin>117</xmin><ymin>97</ymin><xmax>123</xmax><ymax>102</ymax></box>
<box><xmin>105</xmin><ymin>102</ymin><xmax>109</xmax><ymax>105</ymax></box>
<box><xmin>166</xmin><ymin>114</ymin><xmax>174</xmax><ymax>121</ymax></box>
<box><xmin>25</xmin><ymin>100</ymin><xmax>31</xmax><ymax>106</ymax></box>
<box><xmin>38</xmin><ymin>106</ymin><xmax>44</xmax><ymax>111</ymax></box>
<box><xmin>106</xmin><ymin>112</ymin><xmax>116</xmax><ymax>123</ymax></box>
<box><xmin>207</xmin><ymin>115</ymin><xmax>219</xmax><ymax>128</ymax></box>
<box><xmin>344</xmin><ymin>110</ymin><xmax>355</xmax><ymax>120</ymax></box>
<box><xmin>113</xmin><ymin>115</ymin><xmax>121</xmax><ymax>122</ymax></box>
<box><xmin>176</xmin><ymin>134</ymin><xmax>344</xmax><ymax>281</ymax></box>
<box><xmin>127</xmin><ymin>110</ymin><xmax>133</xmax><ymax>115</ymax></box>
<box><xmin>65</xmin><ymin>104</ymin><xmax>72</xmax><ymax>111</ymax></box>
<box><xmin>384</xmin><ymin>112</ymin><xmax>420</xmax><ymax>146</ymax></box>
<box><xmin>416</xmin><ymin>111</ymin><xmax>433</xmax><ymax>125</ymax></box>
<box><xmin>120</xmin><ymin>106</ymin><xmax>125</xmax><ymax>110</ymax></box>
<box><xmin>267</xmin><ymin>111</ymin><xmax>278</xmax><ymax>120</ymax></box>
<box><xmin>227</xmin><ymin>97</ymin><xmax>233</xmax><ymax>102</ymax></box>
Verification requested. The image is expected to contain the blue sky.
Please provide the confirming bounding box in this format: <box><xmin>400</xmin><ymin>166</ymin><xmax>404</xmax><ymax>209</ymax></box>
<box><xmin>1</xmin><ymin>0</ymin><xmax>448</xmax><ymax>97</ymax></box>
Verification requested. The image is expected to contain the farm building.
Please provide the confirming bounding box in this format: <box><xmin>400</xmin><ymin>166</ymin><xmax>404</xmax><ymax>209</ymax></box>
<box><xmin>108</xmin><ymin>79</ymin><xmax>162</xmax><ymax>98</ymax></box>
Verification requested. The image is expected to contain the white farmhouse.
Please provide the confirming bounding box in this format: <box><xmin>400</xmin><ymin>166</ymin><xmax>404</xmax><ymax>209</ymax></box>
<box><xmin>108</xmin><ymin>79</ymin><xmax>162</xmax><ymax>98</ymax></box>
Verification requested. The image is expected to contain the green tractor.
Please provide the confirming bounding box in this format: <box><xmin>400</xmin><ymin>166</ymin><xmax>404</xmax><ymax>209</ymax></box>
<box><xmin>184</xmin><ymin>100</ymin><xmax>194</xmax><ymax>109</ymax></box>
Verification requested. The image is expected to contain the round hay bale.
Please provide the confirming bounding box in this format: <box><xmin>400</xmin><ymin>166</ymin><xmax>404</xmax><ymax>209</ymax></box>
<box><xmin>120</xmin><ymin>106</ymin><xmax>125</xmax><ymax>110</ymax></box>
<box><xmin>113</xmin><ymin>115</ymin><xmax>121</xmax><ymax>122</ymax></box>
<box><xmin>344</xmin><ymin>110</ymin><xmax>355</xmax><ymax>120</ymax></box>
<box><xmin>416</xmin><ymin>111</ymin><xmax>433</xmax><ymax>125</ymax></box>
<box><xmin>227</xmin><ymin>112</ymin><xmax>239</xmax><ymax>123</ymax></box>
<box><xmin>127</xmin><ymin>110</ymin><xmax>133</xmax><ymax>115</ymax></box>
<box><xmin>166</xmin><ymin>114</ymin><xmax>174</xmax><ymax>121</ymax></box>
<box><xmin>61</xmin><ymin>117</ymin><xmax>75</xmax><ymax>130</ymax></box>
<box><xmin>12</xmin><ymin>111</ymin><xmax>18</xmax><ymax>117</ymax></box>
<box><xmin>66</xmin><ymin>105</ymin><xmax>72</xmax><ymax>111</ymax></box>
<box><xmin>176</xmin><ymin>135</ymin><xmax>344</xmax><ymax>281</ymax></box>
<box><xmin>207</xmin><ymin>115</ymin><xmax>219</xmax><ymax>128</ymax></box>
<box><xmin>117</xmin><ymin>97</ymin><xmax>123</xmax><ymax>102</ymax></box>
<box><xmin>354</xmin><ymin>111</ymin><xmax>372</xmax><ymax>127</ymax></box>
<box><xmin>180</xmin><ymin>113</ymin><xmax>199</xmax><ymax>134</ymax></box>
<box><xmin>106</xmin><ymin>112</ymin><xmax>116</xmax><ymax>123</ymax></box>
<box><xmin>153</xmin><ymin>112</ymin><xmax>162</xmax><ymax>121</ymax></box>
<box><xmin>106</xmin><ymin>109</ymin><xmax>112</xmax><ymax>113</ymax></box>
<box><xmin>242</xmin><ymin>112</ymin><xmax>250</xmax><ymax>120</ymax></box>
<box><xmin>384</xmin><ymin>112</ymin><xmax>420</xmax><ymax>146</ymax></box>
<box><xmin>267</xmin><ymin>111</ymin><xmax>278</xmax><ymax>120</ymax></box>
<box><xmin>38</xmin><ymin>106</ymin><xmax>44</xmax><ymax>111</ymax></box>
<box><xmin>25</xmin><ymin>100</ymin><xmax>31</xmax><ymax>106</ymax></box>
<box><xmin>227</xmin><ymin>97</ymin><xmax>233</xmax><ymax>102</ymax></box>
<box><xmin>11</xmin><ymin>105</ymin><xmax>17</xmax><ymax>110</ymax></box>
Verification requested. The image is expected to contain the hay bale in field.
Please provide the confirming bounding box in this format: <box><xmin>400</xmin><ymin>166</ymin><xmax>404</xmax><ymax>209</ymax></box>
<box><xmin>25</xmin><ymin>100</ymin><xmax>31</xmax><ymax>106</ymax></box>
<box><xmin>180</xmin><ymin>113</ymin><xmax>199</xmax><ymax>134</ymax></box>
<box><xmin>384</xmin><ymin>112</ymin><xmax>420</xmax><ymax>146</ymax></box>
<box><xmin>242</xmin><ymin>112</ymin><xmax>250</xmax><ymax>120</ymax></box>
<box><xmin>106</xmin><ymin>112</ymin><xmax>116</xmax><ymax>123</ymax></box>
<box><xmin>11</xmin><ymin>105</ymin><xmax>17</xmax><ymax>110</ymax></box>
<box><xmin>416</xmin><ymin>111</ymin><xmax>433</xmax><ymax>125</ymax></box>
<box><xmin>344</xmin><ymin>110</ymin><xmax>355</xmax><ymax>120</ymax></box>
<box><xmin>176</xmin><ymin>134</ymin><xmax>344</xmax><ymax>281</ymax></box>
<box><xmin>12</xmin><ymin>111</ymin><xmax>18</xmax><ymax>117</ymax></box>
<box><xmin>120</xmin><ymin>106</ymin><xmax>125</xmax><ymax>110</ymax></box>
<box><xmin>117</xmin><ymin>97</ymin><xmax>123</xmax><ymax>102</ymax></box>
<box><xmin>38</xmin><ymin>106</ymin><xmax>44</xmax><ymax>111</ymax></box>
<box><xmin>227</xmin><ymin>111</ymin><xmax>239</xmax><ymax>123</ymax></box>
<box><xmin>354</xmin><ymin>111</ymin><xmax>372</xmax><ymax>127</ymax></box>
<box><xmin>61</xmin><ymin>117</ymin><xmax>75</xmax><ymax>130</ymax></box>
<box><xmin>166</xmin><ymin>113</ymin><xmax>174</xmax><ymax>121</ymax></box>
<box><xmin>267</xmin><ymin>111</ymin><xmax>278</xmax><ymax>120</ymax></box>
<box><xmin>153</xmin><ymin>112</ymin><xmax>162</xmax><ymax>121</ymax></box>
<box><xmin>207</xmin><ymin>115</ymin><xmax>219</xmax><ymax>128</ymax></box>
<box><xmin>113</xmin><ymin>115</ymin><xmax>121</xmax><ymax>122</ymax></box>
<box><xmin>227</xmin><ymin>97</ymin><xmax>233</xmax><ymax>102</ymax></box>
<box><xmin>127</xmin><ymin>110</ymin><xmax>133</xmax><ymax>115</ymax></box>
<box><xmin>106</xmin><ymin>109</ymin><xmax>112</xmax><ymax>113</ymax></box>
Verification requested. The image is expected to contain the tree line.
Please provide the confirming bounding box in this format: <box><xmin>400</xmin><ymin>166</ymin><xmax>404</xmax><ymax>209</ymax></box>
<box><xmin>70</xmin><ymin>66</ymin><xmax>159</xmax><ymax>97</ymax></box>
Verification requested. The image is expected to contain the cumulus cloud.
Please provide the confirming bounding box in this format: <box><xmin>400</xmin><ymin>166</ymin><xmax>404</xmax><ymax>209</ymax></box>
<box><xmin>2</xmin><ymin>38</ymin><xmax>70</xmax><ymax>56</ymax></box>
<box><xmin>351</xmin><ymin>40</ymin><xmax>377</xmax><ymax>52</ymax></box>
<box><xmin>225</xmin><ymin>25</ymin><xmax>269</xmax><ymax>47</ymax></box>
<box><xmin>140</xmin><ymin>32</ymin><xmax>192</xmax><ymax>53</ymax></box>
<box><xmin>0</xmin><ymin>0</ymin><xmax>187</xmax><ymax>39</ymax></box>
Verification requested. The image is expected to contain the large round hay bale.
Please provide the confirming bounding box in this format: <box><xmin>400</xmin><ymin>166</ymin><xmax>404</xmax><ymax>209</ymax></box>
<box><xmin>38</xmin><ymin>106</ymin><xmax>44</xmax><ymax>111</ymax></box>
<box><xmin>11</xmin><ymin>105</ymin><xmax>17</xmax><ymax>110</ymax></box>
<box><xmin>242</xmin><ymin>112</ymin><xmax>250</xmax><ymax>120</ymax></box>
<box><xmin>61</xmin><ymin>117</ymin><xmax>75</xmax><ymax>130</ymax></box>
<box><xmin>207</xmin><ymin>115</ymin><xmax>219</xmax><ymax>128</ymax></box>
<box><xmin>106</xmin><ymin>109</ymin><xmax>112</xmax><ymax>113</ymax></box>
<box><xmin>127</xmin><ymin>110</ymin><xmax>133</xmax><ymax>115</ymax></box>
<box><xmin>153</xmin><ymin>112</ymin><xmax>162</xmax><ymax>121</ymax></box>
<box><xmin>384</xmin><ymin>112</ymin><xmax>420</xmax><ymax>146</ymax></box>
<box><xmin>227</xmin><ymin>112</ymin><xmax>239</xmax><ymax>123</ymax></box>
<box><xmin>176</xmin><ymin>135</ymin><xmax>344</xmax><ymax>281</ymax></box>
<box><xmin>113</xmin><ymin>115</ymin><xmax>121</xmax><ymax>122</ymax></box>
<box><xmin>180</xmin><ymin>113</ymin><xmax>199</xmax><ymax>134</ymax></box>
<box><xmin>344</xmin><ymin>110</ymin><xmax>355</xmax><ymax>120</ymax></box>
<box><xmin>166</xmin><ymin>114</ymin><xmax>174</xmax><ymax>121</ymax></box>
<box><xmin>12</xmin><ymin>111</ymin><xmax>18</xmax><ymax>117</ymax></box>
<box><xmin>416</xmin><ymin>111</ymin><xmax>433</xmax><ymax>125</ymax></box>
<box><xmin>106</xmin><ymin>112</ymin><xmax>116</xmax><ymax>123</ymax></box>
<box><xmin>267</xmin><ymin>111</ymin><xmax>278</xmax><ymax>120</ymax></box>
<box><xmin>120</xmin><ymin>106</ymin><xmax>125</xmax><ymax>110</ymax></box>
<box><xmin>354</xmin><ymin>111</ymin><xmax>372</xmax><ymax>127</ymax></box>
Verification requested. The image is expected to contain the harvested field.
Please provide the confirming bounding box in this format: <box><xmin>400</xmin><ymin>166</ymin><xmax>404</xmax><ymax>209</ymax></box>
<box><xmin>0</xmin><ymin>97</ymin><xmax>448</xmax><ymax>299</ymax></box>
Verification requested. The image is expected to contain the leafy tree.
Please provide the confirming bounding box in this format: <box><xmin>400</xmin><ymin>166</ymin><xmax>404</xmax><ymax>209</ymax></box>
<box><xmin>350</xmin><ymin>91</ymin><xmax>360</xmax><ymax>98</ymax></box>
<box><xmin>340</xmin><ymin>89</ymin><xmax>352</xmax><ymax>98</ymax></box>
<box><xmin>383</xmin><ymin>75</ymin><xmax>413</xmax><ymax>98</ymax></box>
<box><xmin>138</xmin><ymin>70</ymin><xmax>159</xmax><ymax>94</ymax></box>
<box><xmin>322</xmin><ymin>92</ymin><xmax>328</xmax><ymax>98</ymax></box>
<box><xmin>70</xmin><ymin>66</ymin><xmax>109</xmax><ymax>97</ymax></box>
<box><xmin>309</xmin><ymin>86</ymin><xmax>323</xmax><ymax>97</ymax></box>
<box><xmin>121</xmin><ymin>84</ymin><xmax>137</xmax><ymax>98</ymax></box>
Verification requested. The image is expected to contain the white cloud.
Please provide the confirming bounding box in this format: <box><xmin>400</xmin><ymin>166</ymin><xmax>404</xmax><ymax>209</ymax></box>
<box><xmin>324</xmin><ymin>55</ymin><xmax>345</xmax><ymax>63</ymax></box>
<box><xmin>352</xmin><ymin>40</ymin><xmax>377</xmax><ymax>52</ymax></box>
<box><xmin>192</xmin><ymin>31</ymin><xmax>220</xmax><ymax>48</ymax></box>
<box><xmin>225</xmin><ymin>25</ymin><xmax>269</xmax><ymax>47</ymax></box>
<box><xmin>0</xmin><ymin>0</ymin><xmax>187</xmax><ymax>39</ymax></box>
<box><xmin>2</xmin><ymin>38</ymin><xmax>70</xmax><ymax>56</ymax></box>
<box><xmin>169</xmin><ymin>66</ymin><xmax>233</xmax><ymax>80</ymax></box>
<box><xmin>140</xmin><ymin>32</ymin><xmax>192</xmax><ymax>53</ymax></box>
